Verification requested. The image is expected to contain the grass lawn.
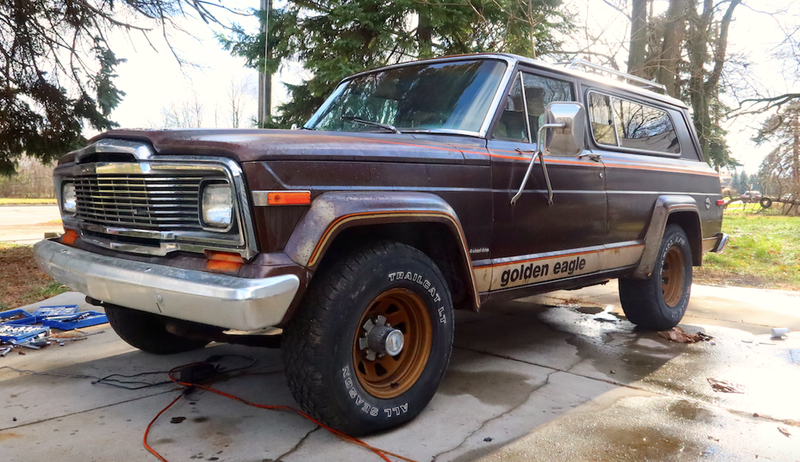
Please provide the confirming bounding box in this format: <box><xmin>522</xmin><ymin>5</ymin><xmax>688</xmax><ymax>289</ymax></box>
<box><xmin>0</xmin><ymin>243</ymin><xmax>68</xmax><ymax>311</ymax></box>
<box><xmin>0</xmin><ymin>198</ymin><xmax>57</xmax><ymax>205</ymax></box>
<box><xmin>696</xmin><ymin>212</ymin><xmax>800</xmax><ymax>291</ymax></box>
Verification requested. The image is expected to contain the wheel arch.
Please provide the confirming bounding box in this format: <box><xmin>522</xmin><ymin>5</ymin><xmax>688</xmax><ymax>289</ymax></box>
<box><xmin>631</xmin><ymin>195</ymin><xmax>703</xmax><ymax>279</ymax></box>
<box><xmin>283</xmin><ymin>192</ymin><xmax>480</xmax><ymax>312</ymax></box>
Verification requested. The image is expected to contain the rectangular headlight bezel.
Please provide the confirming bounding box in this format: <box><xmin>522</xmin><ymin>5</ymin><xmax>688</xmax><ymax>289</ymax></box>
<box><xmin>200</xmin><ymin>181</ymin><xmax>235</xmax><ymax>232</ymax></box>
<box><xmin>62</xmin><ymin>182</ymin><xmax>77</xmax><ymax>215</ymax></box>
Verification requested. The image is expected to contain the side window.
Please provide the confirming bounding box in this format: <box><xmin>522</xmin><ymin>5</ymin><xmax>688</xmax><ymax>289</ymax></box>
<box><xmin>588</xmin><ymin>91</ymin><xmax>680</xmax><ymax>155</ymax></box>
<box><xmin>493</xmin><ymin>72</ymin><xmax>573</xmax><ymax>142</ymax></box>
<box><xmin>494</xmin><ymin>76</ymin><xmax>528</xmax><ymax>142</ymax></box>
<box><xmin>588</xmin><ymin>93</ymin><xmax>617</xmax><ymax>146</ymax></box>
<box><xmin>614</xmin><ymin>100</ymin><xmax>680</xmax><ymax>153</ymax></box>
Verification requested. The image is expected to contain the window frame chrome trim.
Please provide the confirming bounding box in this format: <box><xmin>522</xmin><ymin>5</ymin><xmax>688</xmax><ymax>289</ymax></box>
<box><xmin>585</xmin><ymin>89</ymin><xmax>682</xmax><ymax>158</ymax></box>
<box><xmin>304</xmin><ymin>55</ymin><xmax>519</xmax><ymax>139</ymax></box>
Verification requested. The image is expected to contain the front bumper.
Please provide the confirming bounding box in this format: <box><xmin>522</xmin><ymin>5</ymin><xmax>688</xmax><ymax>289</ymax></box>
<box><xmin>33</xmin><ymin>239</ymin><xmax>299</xmax><ymax>331</ymax></box>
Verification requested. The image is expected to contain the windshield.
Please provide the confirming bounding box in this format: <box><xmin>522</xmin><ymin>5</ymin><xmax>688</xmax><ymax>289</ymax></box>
<box><xmin>305</xmin><ymin>59</ymin><xmax>508</xmax><ymax>134</ymax></box>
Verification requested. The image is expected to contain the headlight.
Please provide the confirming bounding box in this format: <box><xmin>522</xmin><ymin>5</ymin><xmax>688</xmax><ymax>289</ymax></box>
<box><xmin>201</xmin><ymin>183</ymin><xmax>233</xmax><ymax>228</ymax></box>
<box><xmin>62</xmin><ymin>183</ymin><xmax>77</xmax><ymax>214</ymax></box>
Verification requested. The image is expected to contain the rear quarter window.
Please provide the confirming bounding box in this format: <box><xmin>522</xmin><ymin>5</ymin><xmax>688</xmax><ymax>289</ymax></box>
<box><xmin>587</xmin><ymin>90</ymin><xmax>680</xmax><ymax>155</ymax></box>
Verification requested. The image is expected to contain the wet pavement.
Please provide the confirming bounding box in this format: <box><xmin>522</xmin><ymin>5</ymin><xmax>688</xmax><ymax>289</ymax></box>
<box><xmin>2</xmin><ymin>284</ymin><xmax>799</xmax><ymax>461</ymax></box>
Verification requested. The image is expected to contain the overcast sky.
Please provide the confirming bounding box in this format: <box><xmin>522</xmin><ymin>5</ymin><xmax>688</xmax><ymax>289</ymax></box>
<box><xmin>105</xmin><ymin>0</ymin><xmax>797</xmax><ymax>173</ymax></box>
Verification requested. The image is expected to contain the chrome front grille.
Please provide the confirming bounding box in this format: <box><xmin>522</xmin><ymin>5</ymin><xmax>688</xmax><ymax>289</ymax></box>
<box><xmin>74</xmin><ymin>174</ymin><xmax>216</xmax><ymax>230</ymax></box>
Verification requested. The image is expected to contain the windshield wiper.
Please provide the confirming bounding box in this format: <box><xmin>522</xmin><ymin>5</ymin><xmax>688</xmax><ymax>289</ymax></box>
<box><xmin>341</xmin><ymin>115</ymin><xmax>402</xmax><ymax>134</ymax></box>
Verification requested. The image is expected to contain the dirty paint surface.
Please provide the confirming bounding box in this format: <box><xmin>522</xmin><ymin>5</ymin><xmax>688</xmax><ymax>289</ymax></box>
<box><xmin>2</xmin><ymin>285</ymin><xmax>800</xmax><ymax>461</ymax></box>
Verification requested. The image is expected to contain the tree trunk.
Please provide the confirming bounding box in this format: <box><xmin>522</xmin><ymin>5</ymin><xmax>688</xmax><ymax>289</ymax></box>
<box><xmin>685</xmin><ymin>0</ymin><xmax>740</xmax><ymax>162</ymax></box>
<box><xmin>656</xmin><ymin>0</ymin><xmax>686</xmax><ymax>98</ymax></box>
<box><xmin>686</xmin><ymin>1</ymin><xmax>709</xmax><ymax>158</ymax></box>
<box><xmin>793</xmin><ymin>114</ymin><xmax>800</xmax><ymax>186</ymax></box>
<box><xmin>416</xmin><ymin>8</ymin><xmax>433</xmax><ymax>58</ymax></box>
<box><xmin>628</xmin><ymin>0</ymin><xmax>648</xmax><ymax>77</ymax></box>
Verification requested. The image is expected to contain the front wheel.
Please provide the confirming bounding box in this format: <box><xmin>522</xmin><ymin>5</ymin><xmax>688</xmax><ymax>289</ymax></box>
<box><xmin>619</xmin><ymin>224</ymin><xmax>693</xmax><ymax>330</ymax></box>
<box><xmin>105</xmin><ymin>305</ymin><xmax>216</xmax><ymax>354</ymax></box>
<box><xmin>282</xmin><ymin>241</ymin><xmax>454</xmax><ymax>435</ymax></box>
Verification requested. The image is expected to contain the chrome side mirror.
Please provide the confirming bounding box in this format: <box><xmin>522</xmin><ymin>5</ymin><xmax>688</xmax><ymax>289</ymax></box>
<box><xmin>510</xmin><ymin>102</ymin><xmax>587</xmax><ymax>206</ymax></box>
<box><xmin>544</xmin><ymin>102</ymin><xmax>586</xmax><ymax>156</ymax></box>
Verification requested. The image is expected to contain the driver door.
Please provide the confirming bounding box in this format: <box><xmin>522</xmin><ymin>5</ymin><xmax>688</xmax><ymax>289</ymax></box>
<box><xmin>486</xmin><ymin>69</ymin><xmax>607</xmax><ymax>292</ymax></box>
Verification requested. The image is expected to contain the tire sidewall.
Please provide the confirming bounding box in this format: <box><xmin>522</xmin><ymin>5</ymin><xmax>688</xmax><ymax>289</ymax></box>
<box><xmin>325</xmin><ymin>250</ymin><xmax>453</xmax><ymax>432</ymax></box>
<box><xmin>653</xmin><ymin>227</ymin><xmax>692</xmax><ymax>325</ymax></box>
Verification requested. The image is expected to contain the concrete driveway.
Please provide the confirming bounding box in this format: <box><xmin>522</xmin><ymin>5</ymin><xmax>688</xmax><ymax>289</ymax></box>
<box><xmin>2</xmin><ymin>284</ymin><xmax>800</xmax><ymax>461</ymax></box>
<box><xmin>0</xmin><ymin>205</ymin><xmax>62</xmax><ymax>244</ymax></box>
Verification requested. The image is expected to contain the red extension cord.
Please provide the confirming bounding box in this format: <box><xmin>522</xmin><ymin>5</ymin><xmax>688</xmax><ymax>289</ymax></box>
<box><xmin>142</xmin><ymin>367</ymin><xmax>419</xmax><ymax>462</ymax></box>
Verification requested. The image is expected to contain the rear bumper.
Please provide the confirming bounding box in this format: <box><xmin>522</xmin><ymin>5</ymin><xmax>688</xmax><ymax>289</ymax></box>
<box><xmin>33</xmin><ymin>239</ymin><xmax>299</xmax><ymax>331</ymax></box>
<box><xmin>710</xmin><ymin>232</ymin><xmax>729</xmax><ymax>253</ymax></box>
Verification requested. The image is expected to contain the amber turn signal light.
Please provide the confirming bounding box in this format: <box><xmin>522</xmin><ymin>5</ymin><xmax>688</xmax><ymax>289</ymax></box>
<box><xmin>268</xmin><ymin>191</ymin><xmax>311</xmax><ymax>206</ymax></box>
<box><xmin>204</xmin><ymin>251</ymin><xmax>245</xmax><ymax>273</ymax></box>
<box><xmin>62</xmin><ymin>229</ymin><xmax>78</xmax><ymax>245</ymax></box>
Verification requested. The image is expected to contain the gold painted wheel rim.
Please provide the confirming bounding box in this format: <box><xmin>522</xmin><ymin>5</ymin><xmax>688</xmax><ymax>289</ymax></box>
<box><xmin>352</xmin><ymin>288</ymin><xmax>432</xmax><ymax>399</ymax></box>
<box><xmin>661</xmin><ymin>246</ymin><xmax>685</xmax><ymax>307</ymax></box>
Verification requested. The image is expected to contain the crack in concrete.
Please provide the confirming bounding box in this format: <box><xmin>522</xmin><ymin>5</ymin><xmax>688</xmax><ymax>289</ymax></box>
<box><xmin>0</xmin><ymin>389</ymin><xmax>177</xmax><ymax>432</ymax></box>
<box><xmin>455</xmin><ymin>344</ymin><xmax>789</xmax><ymax>435</ymax></box>
<box><xmin>430</xmin><ymin>370</ymin><xmax>557</xmax><ymax>462</ymax></box>
<box><xmin>273</xmin><ymin>425</ymin><xmax>320</xmax><ymax>461</ymax></box>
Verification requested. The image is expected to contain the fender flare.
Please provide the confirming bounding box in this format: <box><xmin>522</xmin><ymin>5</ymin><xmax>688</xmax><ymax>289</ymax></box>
<box><xmin>284</xmin><ymin>191</ymin><xmax>480</xmax><ymax>309</ymax></box>
<box><xmin>632</xmin><ymin>195</ymin><xmax>702</xmax><ymax>279</ymax></box>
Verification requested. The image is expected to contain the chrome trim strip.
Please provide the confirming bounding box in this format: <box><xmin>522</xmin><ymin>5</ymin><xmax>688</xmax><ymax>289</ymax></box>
<box><xmin>479</xmin><ymin>57</ymin><xmax>518</xmax><ymax>138</ymax></box>
<box><xmin>71</xmin><ymin>138</ymin><xmax>155</xmax><ymax>162</ymax></box>
<box><xmin>479</xmin><ymin>241</ymin><xmax>643</xmax><ymax>267</ymax></box>
<box><xmin>33</xmin><ymin>239</ymin><xmax>298</xmax><ymax>331</ymax></box>
<box><xmin>306</xmin><ymin>55</ymin><xmax>519</xmax><ymax>139</ymax></box>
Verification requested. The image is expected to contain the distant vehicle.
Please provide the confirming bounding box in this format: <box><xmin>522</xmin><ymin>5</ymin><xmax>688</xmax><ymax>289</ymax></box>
<box><xmin>781</xmin><ymin>194</ymin><xmax>794</xmax><ymax>201</ymax></box>
<box><xmin>742</xmin><ymin>190</ymin><xmax>762</xmax><ymax>202</ymax></box>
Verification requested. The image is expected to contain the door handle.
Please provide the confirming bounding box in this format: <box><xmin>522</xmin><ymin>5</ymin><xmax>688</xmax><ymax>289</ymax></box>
<box><xmin>578</xmin><ymin>152</ymin><xmax>602</xmax><ymax>162</ymax></box>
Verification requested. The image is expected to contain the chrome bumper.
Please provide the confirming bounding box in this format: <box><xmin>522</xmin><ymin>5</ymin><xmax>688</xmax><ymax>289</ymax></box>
<box><xmin>711</xmin><ymin>232</ymin><xmax>729</xmax><ymax>253</ymax></box>
<box><xmin>33</xmin><ymin>239</ymin><xmax>300</xmax><ymax>331</ymax></box>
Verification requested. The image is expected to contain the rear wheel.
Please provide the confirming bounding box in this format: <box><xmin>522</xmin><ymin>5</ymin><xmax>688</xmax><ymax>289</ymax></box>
<box><xmin>105</xmin><ymin>305</ymin><xmax>215</xmax><ymax>354</ymax></box>
<box><xmin>283</xmin><ymin>241</ymin><xmax>454</xmax><ymax>435</ymax></box>
<box><xmin>619</xmin><ymin>224</ymin><xmax>692</xmax><ymax>330</ymax></box>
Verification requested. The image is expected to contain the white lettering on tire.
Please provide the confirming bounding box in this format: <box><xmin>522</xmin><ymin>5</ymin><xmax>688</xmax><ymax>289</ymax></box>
<box><xmin>342</xmin><ymin>365</ymin><xmax>409</xmax><ymax>418</ymax></box>
<box><xmin>386</xmin><ymin>271</ymin><xmax>448</xmax><ymax>324</ymax></box>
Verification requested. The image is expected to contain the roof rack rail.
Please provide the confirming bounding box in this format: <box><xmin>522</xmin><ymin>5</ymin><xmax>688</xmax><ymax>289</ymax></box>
<box><xmin>558</xmin><ymin>58</ymin><xmax>667</xmax><ymax>93</ymax></box>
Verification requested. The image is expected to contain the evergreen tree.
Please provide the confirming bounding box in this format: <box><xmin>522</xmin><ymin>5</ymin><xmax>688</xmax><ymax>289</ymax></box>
<box><xmin>749</xmin><ymin>174</ymin><xmax>761</xmax><ymax>192</ymax></box>
<box><xmin>730</xmin><ymin>171</ymin><xmax>741</xmax><ymax>194</ymax></box>
<box><xmin>0</xmin><ymin>1</ymin><xmax>231</xmax><ymax>175</ymax></box>
<box><xmin>738</xmin><ymin>171</ymin><xmax>749</xmax><ymax>194</ymax></box>
<box><xmin>219</xmin><ymin>0</ymin><xmax>572</xmax><ymax>128</ymax></box>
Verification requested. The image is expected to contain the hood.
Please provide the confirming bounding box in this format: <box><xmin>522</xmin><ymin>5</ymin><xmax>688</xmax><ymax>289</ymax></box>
<box><xmin>62</xmin><ymin>128</ymin><xmax>480</xmax><ymax>165</ymax></box>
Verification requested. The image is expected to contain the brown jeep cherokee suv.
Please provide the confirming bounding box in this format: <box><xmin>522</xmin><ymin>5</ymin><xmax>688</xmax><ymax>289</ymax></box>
<box><xmin>35</xmin><ymin>53</ymin><xmax>727</xmax><ymax>435</ymax></box>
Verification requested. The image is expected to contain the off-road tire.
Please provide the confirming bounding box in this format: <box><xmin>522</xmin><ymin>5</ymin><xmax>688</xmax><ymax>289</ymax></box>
<box><xmin>105</xmin><ymin>304</ymin><xmax>213</xmax><ymax>354</ymax></box>
<box><xmin>282</xmin><ymin>241</ymin><xmax>454</xmax><ymax>436</ymax></box>
<box><xmin>760</xmin><ymin>197</ymin><xmax>773</xmax><ymax>208</ymax></box>
<box><xmin>619</xmin><ymin>224</ymin><xmax>692</xmax><ymax>330</ymax></box>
